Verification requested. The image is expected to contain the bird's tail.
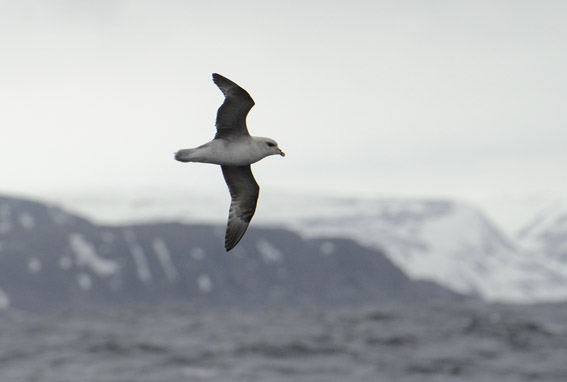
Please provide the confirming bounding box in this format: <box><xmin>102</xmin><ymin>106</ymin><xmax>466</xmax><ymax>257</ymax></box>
<box><xmin>174</xmin><ymin>149</ymin><xmax>195</xmax><ymax>163</ymax></box>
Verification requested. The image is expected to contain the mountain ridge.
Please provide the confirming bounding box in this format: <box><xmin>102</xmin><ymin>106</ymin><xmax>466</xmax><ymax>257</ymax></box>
<box><xmin>0</xmin><ymin>195</ymin><xmax>460</xmax><ymax>312</ymax></box>
<box><xmin>36</xmin><ymin>190</ymin><xmax>567</xmax><ymax>303</ymax></box>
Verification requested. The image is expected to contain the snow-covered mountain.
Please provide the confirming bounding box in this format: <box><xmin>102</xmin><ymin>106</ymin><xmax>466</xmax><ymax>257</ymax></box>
<box><xmin>285</xmin><ymin>198</ymin><xmax>566</xmax><ymax>302</ymax></box>
<box><xmin>44</xmin><ymin>190</ymin><xmax>567</xmax><ymax>303</ymax></box>
<box><xmin>0</xmin><ymin>195</ymin><xmax>458</xmax><ymax>312</ymax></box>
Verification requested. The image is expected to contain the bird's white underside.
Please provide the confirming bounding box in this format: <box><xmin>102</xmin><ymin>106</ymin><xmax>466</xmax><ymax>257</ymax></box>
<box><xmin>180</xmin><ymin>137</ymin><xmax>276</xmax><ymax>166</ymax></box>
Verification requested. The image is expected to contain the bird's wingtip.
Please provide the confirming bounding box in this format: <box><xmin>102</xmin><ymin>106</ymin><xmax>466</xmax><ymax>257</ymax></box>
<box><xmin>224</xmin><ymin>240</ymin><xmax>235</xmax><ymax>252</ymax></box>
<box><xmin>212</xmin><ymin>73</ymin><xmax>226</xmax><ymax>88</ymax></box>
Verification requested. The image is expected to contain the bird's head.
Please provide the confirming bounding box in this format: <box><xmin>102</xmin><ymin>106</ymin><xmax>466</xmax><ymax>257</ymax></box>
<box><xmin>258</xmin><ymin>137</ymin><xmax>285</xmax><ymax>157</ymax></box>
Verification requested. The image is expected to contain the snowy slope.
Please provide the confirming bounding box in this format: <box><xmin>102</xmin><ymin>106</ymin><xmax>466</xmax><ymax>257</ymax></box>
<box><xmin>280</xmin><ymin>198</ymin><xmax>567</xmax><ymax>302</ymax></box>
<box><xmin>518</xmin><ymin>202</ymin><xmax>567</xmax><ymax>264</ymax></box>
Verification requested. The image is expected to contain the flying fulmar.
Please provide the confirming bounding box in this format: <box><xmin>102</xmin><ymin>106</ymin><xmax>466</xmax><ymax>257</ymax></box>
<box><xmin>174</xmin><ymin>73</ymin><xmax>285</xmax><ymax>251</ymax></box>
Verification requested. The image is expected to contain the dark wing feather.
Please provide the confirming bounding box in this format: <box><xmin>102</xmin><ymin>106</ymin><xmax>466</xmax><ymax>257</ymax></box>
<box><xmin>212</xmin><ymin>73</ymin><xmax>255</xmax><ymax>140</ymax></box>
<box><xmin>221</xmin><ymin>165</ymin><xmax>260</xmax><ymax>251</ymax></box>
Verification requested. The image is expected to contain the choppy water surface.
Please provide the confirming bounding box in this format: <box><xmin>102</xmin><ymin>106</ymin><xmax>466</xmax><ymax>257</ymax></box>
<box><xmin>1</xmin><ymin>302</ymin><xmax>566</xmax><ymax>382</ymax></box>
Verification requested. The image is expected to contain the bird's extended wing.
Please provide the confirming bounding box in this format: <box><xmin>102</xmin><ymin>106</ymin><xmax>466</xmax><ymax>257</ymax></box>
<box><xmin>212</xmin><ymin>73</ymin><xmax>255</xmax><ymax>140</ymax></box>
<box><xmin>221</xmin><ymin>165</ymin><xmax>259</xmax><ymax>251</ymax></box>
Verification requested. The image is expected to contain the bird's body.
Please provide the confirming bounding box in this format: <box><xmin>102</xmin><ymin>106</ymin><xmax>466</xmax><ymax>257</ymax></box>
<box><xmin>175</xmin><ymin>136</ymin><xmax>280</xmax><ymax>166</ymax></box>
<box><xmin>175</xmin><ymin>73</ymin><xmax>284</xmax><ymax>251</ymax></box>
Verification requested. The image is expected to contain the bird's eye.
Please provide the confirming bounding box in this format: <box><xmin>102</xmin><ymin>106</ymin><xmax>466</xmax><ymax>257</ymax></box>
<box><xmin>267</xmin><ymin>142</ymin><xmax>275</xmax><ymax>147</ymax></box>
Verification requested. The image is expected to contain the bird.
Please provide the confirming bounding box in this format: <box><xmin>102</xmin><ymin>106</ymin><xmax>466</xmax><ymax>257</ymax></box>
<box><xmin>174</xmin><ymin>73</ymin><xmax>285</xmax><ymax>251</ymax></box>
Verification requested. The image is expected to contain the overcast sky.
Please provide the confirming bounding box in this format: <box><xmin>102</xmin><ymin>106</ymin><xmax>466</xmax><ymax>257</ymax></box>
<box><xmin>1</xmin><ymin>0</ymin><xmax>565</xmax><ymax>206</ymax></box>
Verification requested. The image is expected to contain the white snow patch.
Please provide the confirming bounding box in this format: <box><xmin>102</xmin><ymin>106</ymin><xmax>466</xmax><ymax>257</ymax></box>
<box><xmin>320</xmin><ymin>241</ymin><xmax>335</xmax><ymax>255</ymax></box>
<box><xmin>256</xmin><ymin>239</ymin><xmax>283</xmax><ymax>263</ymax></box>
<box><xmin>152</xmin><ymin>238</ymin><xmax>178</xmax><ymax>281</ymax></box>
<box><xmin>59</xmin><ymin>256</ymin><xmax>72</xmax><ymax>270</ymax></box>
<box><xmin>69</xmin><ymin>233</ymin><xmax>120</xmax><ymax>277</ymax></box>
<box><xmin>77</xmin><ymin>273</ymin><xmax>92</xmax><ymax>290</ymax></box>
<box><xmin>0</xmin><ymin>288</ymin><xmax>10</xmax><ymax>310</ymax></box>
<box><xmin>197</xmin><ymin>274</ymin><xmax>213</xmax><ymax>293</ymax></box>
<box><xmin>130</xmin><ymin>244</ymin><xmax>152</xmax><ymax>284</ymax></box>
<box><xmin>28</xmin><ymin>257</ymin><xmax>42</xmax><ymax>274</ymax></box>
<box><xmin>18</xmin><ymin>212</ymin><xmax>35</xmax><ymax>230</ymax></box>
<box><xmin>122</xmin><ymin>230</ymin><xmax>152</xmax><ymax>284</ymax></box>
<box><xmin>190</xmin><ymin>247</ymin><xmax>206</xmax><ymax>260</ymax></box>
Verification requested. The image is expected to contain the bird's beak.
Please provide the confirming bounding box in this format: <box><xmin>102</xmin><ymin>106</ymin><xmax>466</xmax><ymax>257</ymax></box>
<box><xmin>279</xmin><ymin>149</ymin><xmax>286</xmax><ymax>157</ymax></box>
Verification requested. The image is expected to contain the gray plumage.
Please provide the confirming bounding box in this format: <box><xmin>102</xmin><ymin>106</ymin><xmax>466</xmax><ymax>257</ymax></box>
<box><xmin>222</xmin><ymin>165</ymin><xmax>259</xmax><ymax>251</ymax></box>
<box><xmin>213</xmin><ymin>73</ymin><xmax>255</xmax><ymax>139</ymax></box>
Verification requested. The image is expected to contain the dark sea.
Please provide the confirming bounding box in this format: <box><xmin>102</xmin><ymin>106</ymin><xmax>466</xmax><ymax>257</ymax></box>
<box><xmin>1</xmin><ymin>302</ymin><xmax>566</xmax><ymax>382</ymax></box>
